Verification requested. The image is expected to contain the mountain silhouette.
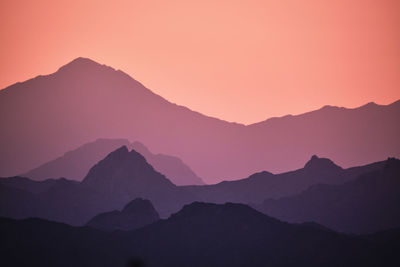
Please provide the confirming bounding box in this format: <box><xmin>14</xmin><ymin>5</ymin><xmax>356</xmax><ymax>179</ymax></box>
<box><xmin>0</xmin><ymin>146</ymin><xmax>193</xmax><ymax>225</ymax></box>
<box><xmin>184</xmin><ymin>155</ymin><xmax>387</xmax><ymax>204</ymax></box>
<box><xmin>0</xmin><ymin>57</ymin><xmax>399</xmax><ymax>183</ymax></box>
<box><xmin>2</xmin><ymin>202</ymin><xmax>399</xmax><ymax>267</ymax></box>
<box><xmin>23</xmin><ymin>138</ymin><xmax>203</xmax><ymax>185</ymax></box>
<box><xmin>130</xmin><ymin>141</ymin><xmax>204</xmax><ymax>185</ymax></box>
<box><xmin>81</xmin><ymin>146</ymin><xmax>194</xmax><ymax>218</ymax></box>
<box><xmin>255</xmin><ymin>158</ymin><xmax>400</xmax><ymax>234</ymax></box>
<box><xmin>23</xmin><ymin>138</ymin><xmax>130</xmax><ymax>181</ymax></box>
<box><xmin>86</xmin><ymin>198</ymin><xmax>159</xmax><ymax>231</ymax></box>
<box><xmin>0</xmin><ymin>151</ymin><xmax>391</xmax><ymax>225</ymax></box>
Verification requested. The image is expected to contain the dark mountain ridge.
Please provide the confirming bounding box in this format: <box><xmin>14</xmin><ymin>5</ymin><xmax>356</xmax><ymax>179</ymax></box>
<box><xmin>2</xmin><ymin>202</ymin><xmax>398</xmax><ymax>267</ymax></box>
<box><xmin>183</xmin><ymin>155</ymin><xmax>387</xmax><ymax>204</ymax></box>
<box><xmin>86</xmin><ymin>198</ymin><xmax>159</xmax><ymax>231</ymax></box>
<box><xmin>255</xmin><ymin>158</ymin><xmax>400</xmax><ymax>234</ymax></box>
<box><xmin>0</xmin><ymin>147</ymin><xmax>394</xmax><ymax>226</ymax></box>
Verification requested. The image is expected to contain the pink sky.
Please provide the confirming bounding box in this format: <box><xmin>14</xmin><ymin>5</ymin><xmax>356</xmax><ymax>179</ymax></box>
<box><xmin>1</xmin><ymin>0</ymin><xmax>399</xmax><ymax>124</ymax></box>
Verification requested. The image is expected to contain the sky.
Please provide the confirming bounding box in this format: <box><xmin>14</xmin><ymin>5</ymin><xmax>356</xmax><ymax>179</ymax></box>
<box><xmin>1</xmin><ymin>0</ymin><xmax>399</xmax><ymax>124</ymax></box>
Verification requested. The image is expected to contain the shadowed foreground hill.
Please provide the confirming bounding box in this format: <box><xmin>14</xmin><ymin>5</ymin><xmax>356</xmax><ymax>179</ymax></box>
<box><xmin>255</xmin><ymin>158</ymin><xmax>400</xmax><ymax>234</ymax></box>
<box><xmin>86</xmin><ymin>198</ymin><xmax>159</xmax><ymax>231</ymax></box>
<box><xmin>2</xmin><ymin>202</ymin><xmax>398</xmax><ymax>267</ymax></box>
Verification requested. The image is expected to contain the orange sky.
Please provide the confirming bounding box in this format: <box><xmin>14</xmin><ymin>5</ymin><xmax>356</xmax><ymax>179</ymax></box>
<box><xmin>1</xmin><ymin>0</ymin><xmax>399</xmax><ymax>124</ymax></box>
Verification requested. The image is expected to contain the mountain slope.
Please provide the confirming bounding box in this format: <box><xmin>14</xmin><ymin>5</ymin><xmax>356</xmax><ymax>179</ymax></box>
<box><xmin>23</xmin><ymin>138</ymin><xmax>204</xmax><ymax>185</ymax></box>
<box><xmin>2</xmin><ymin>203</ymin><xmax>397</xmax><ymax>267</ymax></box>
<box><xmin>130</xmin><ymin>141</ymin><xmax>204</xmax><ymax>185</ymax></box>
<box><xmin>24</xmin><ymin>138</ymin><xmax>130</xmax><ymax>181</ymax></box>
<box><xmin>0</xmin><ymin>57</ymin><xmax>244</xmax><ymax>184</ymax></box>
<box><xmin>0</xmin><ymin>146</ymin><xmax>194</xmax><ymax>224</ymax></box>
<box><xmin>0</xmin><ymin>153</ymin><xmax>390</xmax><ymax>225</ymax></box>
<box><xmin>0</xmin><ymin>57</ymin><xmax>399</xmax><ymax>183</ymax></box>
<box><xmin>255</xmin><ymin>158</ymin><xmax>400</xmax><ymax>234</ymax></box>
<box><xmin>184</xmin><ymin>155</ymin><xmax>387</xmax><ymax>204</ymax></box>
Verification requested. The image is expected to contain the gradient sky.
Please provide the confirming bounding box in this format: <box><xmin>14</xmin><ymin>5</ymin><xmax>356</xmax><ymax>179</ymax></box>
<box><xmin>1</xmin><ymin>0</ymin><xmax>399</xmax><ymax>124</ymax></box>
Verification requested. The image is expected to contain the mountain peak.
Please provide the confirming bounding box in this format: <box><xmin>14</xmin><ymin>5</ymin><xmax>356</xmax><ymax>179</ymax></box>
<box><xmin>81</xmin><ymin>144</ymin><xmax>175</xmax><ymax>197</ymax></box>
<box><xmin>122</xmin><ymin>198</ymin><xmax>155</xmax><ymax>213</ymax></box>
<box><xmin>86</xmin><ymin>198</ymin><xmax>159</xmax><ymax>231</ymax></box>
<box><xmin>304</xmin><ymin>155</ymin><xmax>342</xmax><ymax>172</ymax></box>
<box><xmin>57</xmin><ymin>57</ymin><xmax>112</xmax><ymax>73</ymax></box>
<box><xmin>106</xmin><ymin>145</ymin><xmax>130</xmax><ymax>159</ymax></box>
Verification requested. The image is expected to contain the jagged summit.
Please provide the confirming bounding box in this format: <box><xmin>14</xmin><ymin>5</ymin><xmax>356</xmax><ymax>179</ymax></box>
<box><xmin>82</xmin><ymin>145</ymin><xmax>152</xmax><ymax>186</ymax></box>
<box><xmin>304</xmin><ymin>155</ymin><xmax>342</xmax><ymax>172</ymax></box>
<box><xmin>107</xmin><ymin>145</ymin><xmax>129</xmax><ymax>157</ymax></box>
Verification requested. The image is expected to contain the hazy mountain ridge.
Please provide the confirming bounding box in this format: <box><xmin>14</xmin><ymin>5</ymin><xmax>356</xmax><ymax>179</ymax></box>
<box><xmin>23</xmin><ymin>138</ymin><xmax>204</xmax><ymax>185</ymax></box>
<box><xmin>1</xmin><ymin>57</ymin><xmax>399</xmax><ymax>183</ymax></box>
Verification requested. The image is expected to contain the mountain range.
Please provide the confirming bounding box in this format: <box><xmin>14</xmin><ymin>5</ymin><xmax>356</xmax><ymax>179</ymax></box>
<box><xmin>2</xmin><ymin>202</ymin><xmax>399</xmax><ymax>267</ymax></box>
<box><xmin>24</xmin><ymin>138</ymin><xmax>203</xmax><ymax>185</ymax></box>
<box><xmin>184</xmin><ymin>155</ymin><xmax>387</xmax><ymax>204</ymax></box>
<box><xmin>1</xmin><ymin>57</ymin><xmax>399</xmax><ymax>183</ymax></box>
<box><xmin>255</xmin><ymin>157</ymin><xmax>400</xmax><ymax>234</ymax></box>
<box><xmin>1</xmin><ymin>145</ymin><xmax>399</xmax><ymax>234</ymax></box>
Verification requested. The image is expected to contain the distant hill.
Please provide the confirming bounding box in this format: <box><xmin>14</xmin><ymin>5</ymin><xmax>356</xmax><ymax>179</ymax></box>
<box><xmin>86</xmin><ymin>198</ymin><xmax>159</xmax><ymax>231</ymax></box>
<box><xmin>1</xmin><ymin>202</ymin><xmax>398</xmax><ymax>267</ymax></box>
<box><xmin>23</xmin><ymin>138</ymin><xmax>203</xmax><ymax>185</ymax></box>
<box><xmin>1</xmin><ymin>57</ymin><xmax>399</xmax><ymax>183</ymax></box>
<box><xmin>255</xmin><ymin>158</ymin><xmax>400</xmax><ymax>234</ymax></box>
<box><xmin>184</xmin><ymin>155</ymin><xmax>387</xmax><ymax>204</ymax></box>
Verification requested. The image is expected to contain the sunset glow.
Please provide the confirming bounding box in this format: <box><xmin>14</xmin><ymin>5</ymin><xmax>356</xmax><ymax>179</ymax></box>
<box><xmin>1</xmin><ymin>0</ymin><xmax>399</xmax><ymax>123</ymax></box>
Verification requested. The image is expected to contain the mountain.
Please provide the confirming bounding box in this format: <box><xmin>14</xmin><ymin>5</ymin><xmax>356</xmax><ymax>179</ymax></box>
<box><xmin>0</xmin><ymin>151</ymin><xmax>390</xmax><ymax>225</ymax></box>
<box><xmin>184</xmin><ymin>155</ymin><xmax>387</xmax><ymax>204</ymax></box>
<box><xmin>86</xmin><ymin>198</ymin><xmax>159</xmax><ymax>231</ymax></box>
<box><xmin>255</xmin><ymin>158</ymin><xmax>400</xmax><ymax>234</ymax></box>
<box><xmin>1</xmin><ymin>57</ymin><xmax>399</xmax><ymax>183</ymax></box>
<box><xmin>23</xmin><ymin>138</ymin><xmax>203</xmax><ymax>185</ymax></box>
<box><xmin>2</xmin><ymin>202</ymin><xmax>398</xmax><ymax>267</ymax></box>
<box><xmin>130</xmin><ymin>141</ymin><xmax>204</xmax><ymax>185</ymax></box>
<box><xmin>0</xmin><ymin>146</ymin><xmax>193</xmax><ymax>225</ymax></box>
<box><xmin>81</xmin><ymin>146</ymin><xmax>193</xmax><ymax>217</ymax></box>
<box><xmin>23</xmin><ymin>138</ymin><xmax>130</xmax><ymax>181</ymax></box>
